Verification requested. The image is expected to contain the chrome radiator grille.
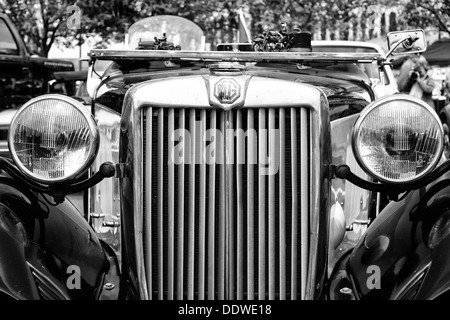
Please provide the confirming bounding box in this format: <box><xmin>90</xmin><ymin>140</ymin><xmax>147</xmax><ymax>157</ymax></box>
<box><xmin>142</xmin><ymin>107</ymin><xmax>311</xmax><ymax>300</ymax></box>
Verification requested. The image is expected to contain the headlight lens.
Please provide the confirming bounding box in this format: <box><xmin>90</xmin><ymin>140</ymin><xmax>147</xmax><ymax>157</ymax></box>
<box><xmin>353</xmin><ymin>94</ymin><xmax>443</xmax><ymax>184</ymax></box>
<box><xmin>8</xmin><ymin>95</ymin><xmax>99</xmax><ymax>184</ymax></box>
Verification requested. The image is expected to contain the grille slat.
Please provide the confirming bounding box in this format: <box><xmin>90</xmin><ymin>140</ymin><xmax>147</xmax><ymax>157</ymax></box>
<box><xmin>218</xmin><ymin>110</ymin><xmax>226</xmax><ymax>299</ymax></box>
<box><xmin>247</xmin><ymin>108</ymin><xmax>255</xmax><ymax>300</ymax></box>
<box><xmin>279</xmin><ymin>107</ymin><xmax>286</xmax><ymax>300</ymax></box>
<box><xmin>157</xmin><ymin>108</ymin><xmax>164</xmax><ymax>300</ymax></box>
<box><xmin>225</xmin><ymin>110</ymin><xmax>235</xmax><ymax>300</ymax></box>
<box><xmin>258</xmin><ymin>108</ymin><xmax>266</xmax><ymax>300</ymax></box>
<box><xmin>168</xmin><ymin>108</ymin><xmax>175</xmax><ymax>300</ymax></box>
<box><xmin>188</xmin><ymin>109</ymin><xmax>196</xmax><ymax>300</ymax></box>
<box><xmin>268</xmin><ymin>108</ymin><xmax>276</xmax><ymax>300</ymax></box>
<box><xmin>143</xmin><ymin>107</ymin><xmax>310</xmax><ymax>300</ymax></box>
<box><xmin>207</xmin><ymin>109</ymin><xmax>217</xmax><ymax>300</ymax></box>
<box><xmin>290</xmin><ymin>108</ymin><xmax>298</xmax><ymax>300</ymax></box>
<box><xmin>236</xmin><ymin>109</ymin><xmax>244</xmax><ymax>300</ymax></box>
<box><xmin>176</xmin><ymin>108</ymin><xmax>186</xmax><ymax>300</ymax></box>
<box><xmin>198</xmin><ymin>109</ymin><xmax>207</xmax><ymax>300</ymax></box>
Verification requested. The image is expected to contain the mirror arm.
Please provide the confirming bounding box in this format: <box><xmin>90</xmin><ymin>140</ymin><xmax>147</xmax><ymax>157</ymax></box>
<box><xmin>384</xmin><ymin>35</ymin><xmax>419</xmax><ymax>60</ymax></box>
<box><xmin>332</xmin><ymin>160</ymin><xmax>450</xmax><ymax>201</ymax></box>
<box><xmin>385</xmin><ymin>37</ymin><xmax>408</xmax><ymax>60</ymax></box>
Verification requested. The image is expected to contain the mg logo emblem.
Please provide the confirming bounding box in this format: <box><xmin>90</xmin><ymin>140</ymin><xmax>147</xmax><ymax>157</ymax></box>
<box><xmin>214</xmin><ymin>78</ymin><xmax>241</xmax><ymax>104</ymax></box>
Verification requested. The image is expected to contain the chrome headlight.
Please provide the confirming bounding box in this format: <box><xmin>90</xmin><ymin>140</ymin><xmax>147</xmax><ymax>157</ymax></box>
<box><xmin>8</xmin><ymin>94</ymin><xmax>99</xmax><ymax>184</ymax></box>
<box><xmin>352</xmin><ymin>94</ymin><xmax>443</xmax><ymax>184</ymax></box>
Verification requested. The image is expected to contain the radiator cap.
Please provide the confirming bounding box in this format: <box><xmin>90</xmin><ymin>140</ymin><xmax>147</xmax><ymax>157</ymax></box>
<box><xmin>209</xmin><ymin>62</ymin><xmax>245</xmax><ymax>75</ymax></box>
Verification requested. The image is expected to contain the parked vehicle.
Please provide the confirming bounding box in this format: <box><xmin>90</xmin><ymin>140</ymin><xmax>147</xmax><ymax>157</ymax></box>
<box><xmin>136</xmin><ymin>33</ymin><xmax>182</xmax><ymax>50</ymax></box>
<box><xmin>0</xmin><ymin>13</ymin><xmax>75</xmax><ymax>158</ymax></box>
<box><xmin>0</xmin><ymin>13</ymin><xmax>75</xmax><ymax>108</ymax></box>
<box><xmin>311</xmin><ymin>40</ymin><xmax>399</xmax><ymax>97</ymax></box>
<box><xmin>0</xmin><ymin>15</ymin><xmax>445</xmax><ymax>301</ymax></box>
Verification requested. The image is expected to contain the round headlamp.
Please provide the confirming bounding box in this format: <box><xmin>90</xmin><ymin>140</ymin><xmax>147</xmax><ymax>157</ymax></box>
<box><xmin>8</xmin><ymin>94</ymin><xmax>99</xmax><ymax>184</ymax></box>
<box><xmin>352</xmin><ymin>94</ymin><xmax>443</xmax><ymax>184</ymax></box>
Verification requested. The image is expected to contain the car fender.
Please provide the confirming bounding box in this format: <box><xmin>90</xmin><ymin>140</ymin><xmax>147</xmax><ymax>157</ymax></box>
<box><xmin>439</xmin><ymin>104</ymin><xmax>450</xmax><ymax>126</ymax></box>
<box><xmin>347</xmin><ymin>172</ymin><xmax>450</xmax><ymax>299</ymax></box>
<box><xmin>0</xmin><ymin>174</ymin><xmax>107</xmax><ymax>299</ymax></box>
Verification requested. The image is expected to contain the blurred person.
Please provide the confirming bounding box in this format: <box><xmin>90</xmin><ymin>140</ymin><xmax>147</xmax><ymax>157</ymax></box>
<box><xmin>444</xmin><ymin>67</ymin><xmax>450</xmax><ymax>98</ymax></box>
<box><xmin>397</xmin><ymin>53</ymin><xmax>422</xmax><ymax>93</ymax></box>
<box><xmin>407</xmin><ymin>59</ymin><xmax>436</xmax><ymax>110</ymax></box>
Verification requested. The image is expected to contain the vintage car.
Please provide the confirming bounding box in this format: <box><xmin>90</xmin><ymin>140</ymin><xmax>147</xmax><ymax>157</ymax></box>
<box><xmin>0</xmin><ymin>15</ymin><xmax>447</xmax><ymax>301</ymax></box>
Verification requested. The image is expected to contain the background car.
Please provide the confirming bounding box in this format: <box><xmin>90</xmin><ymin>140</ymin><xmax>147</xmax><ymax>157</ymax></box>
<box><xmin>311</xmin><ymin>40</ymin><xmax>399</xmax><ymax>97</ymax></box>
<box><xmin>0</xmin><ymin>13</ymin><xmax>77</xmax><ymax>157</ymax></box>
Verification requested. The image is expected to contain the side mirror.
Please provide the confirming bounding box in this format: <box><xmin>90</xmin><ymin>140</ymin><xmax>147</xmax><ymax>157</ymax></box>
<box><xmin>386</xmin><ymin>29</ymin><xmax>426</xmax><ymax>56</ymax></box>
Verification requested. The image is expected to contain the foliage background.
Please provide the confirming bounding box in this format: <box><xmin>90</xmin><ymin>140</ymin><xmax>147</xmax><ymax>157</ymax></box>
<box><xmin>0</xmin><ymin>0</ymin><xmax>449</xmax><ymax>57</ymax></box>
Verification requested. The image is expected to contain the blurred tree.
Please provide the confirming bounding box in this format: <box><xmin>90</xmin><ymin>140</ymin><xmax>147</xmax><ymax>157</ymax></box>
<box><xmin>73</xmin><ymin>0</ymin><xmax>138</xmax><ymax>48</ymax></box>
<box><xmin>0</xmin><ymin>0</ymin><xmax>140</xmax><ymax>56</ymax></box>
<box><xmin>1</xmin><ymin>0</ymin><xmax>437</xmax><ymax>55</ymax></box>
<box><xmin>0</xmin><ymin>0</ymin><xmax>71</xmax><ymax>57</ymax></box>
<box><xmin>402</xmin><ymin>0</ymin><xmax>450</xmax><ymax>36</ymax></box>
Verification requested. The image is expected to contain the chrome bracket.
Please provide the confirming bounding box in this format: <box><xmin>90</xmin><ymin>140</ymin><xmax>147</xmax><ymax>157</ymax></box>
<box><xmin>115</xmin><ymin>163</ymin><xmax>126</xmax><ymax>179</ymax></box>
<box><xmin>346</xmin><ymin>219</ymin><xmax>371</xmax><ymax>231</ymax></box>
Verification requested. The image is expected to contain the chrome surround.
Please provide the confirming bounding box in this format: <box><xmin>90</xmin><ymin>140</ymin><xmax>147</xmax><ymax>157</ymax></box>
<box><xmin>352</xmin><ymin>94</ymin><xmax>444</xmax><ymax>184</ymax></box>
<box><xmin>7</xmin><ymin>94</ymin><xmax>100</xmax><ymax>185</ymax></box>
<box><xmin>124</xmin><ymin>73</ymin><xmax>330</xmax><ymax>300</ymax></box>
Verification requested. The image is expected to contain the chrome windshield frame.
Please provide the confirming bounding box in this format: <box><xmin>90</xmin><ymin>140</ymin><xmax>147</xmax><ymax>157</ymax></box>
<box><xmin>88</xmin><ymin>49</ymin><xmax>381</xmax><ymax>64</ymax></box>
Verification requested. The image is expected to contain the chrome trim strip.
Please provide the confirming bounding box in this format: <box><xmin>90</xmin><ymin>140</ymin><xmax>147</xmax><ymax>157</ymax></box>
<box><xmin>300</xmin><ymin>108</ymin><xmax>309</xmax><ymax>300</ymax></box>
<box><xmin>90</xmin><ymin>49</ymin><xmax>381</xmax><ymax>63</ymax></box>
<box><xmin>137</xmin><ymin>105</ymin><xmax>148</xmax><ymax>300</ymax></box>
<box><xmin>306</xmin><ymin>97</ymin><xmax>327</xmax><ymax>300</ymax></box>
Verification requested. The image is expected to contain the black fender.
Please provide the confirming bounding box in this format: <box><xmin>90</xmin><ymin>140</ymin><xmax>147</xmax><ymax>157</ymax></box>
<box><xmin>342</xmin><ymin>169</ymin><xmax>450</xmax><ymax>300</ymax></box>
<box><xmin>439</xmin><ymin>104</ymin><xmax>450</xmax><ymax>127</ymax></box>
<box><xmin>0</xmin><ymin>173</ymin><xmax>108</xmax><ymax>299</ymax></box>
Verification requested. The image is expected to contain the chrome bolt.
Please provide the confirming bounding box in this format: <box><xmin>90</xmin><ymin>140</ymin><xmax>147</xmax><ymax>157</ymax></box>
<box><xmin>340</xmin><ymin>287</ymin><xmax>352</xmax><ymax>295</ymax></box>
<box><xmin>104</xmin><ymin>283</ymin><xmax>115</xmax><ymax>290</ymax></box>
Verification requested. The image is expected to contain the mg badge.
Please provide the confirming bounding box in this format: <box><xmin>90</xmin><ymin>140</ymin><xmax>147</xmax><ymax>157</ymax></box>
<box><xmin>214</xmin><ymin>78</ymin><xmax>241</xmax><ymax>104</ymax></box>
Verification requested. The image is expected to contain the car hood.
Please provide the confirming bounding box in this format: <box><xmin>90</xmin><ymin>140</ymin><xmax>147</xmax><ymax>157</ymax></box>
<box><xmin>95</xmin><ymin>61</ymin><xmax>374</xmax><ymax>112</ymax></box>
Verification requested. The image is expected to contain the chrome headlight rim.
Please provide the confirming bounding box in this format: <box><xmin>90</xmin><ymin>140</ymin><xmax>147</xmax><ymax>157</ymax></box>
<box><xmin>8</xmin><ymin>94</ymin><xmax>99</xmax><ymax>185</ymax></box>
<box><xmin>352</xmin><ymin>94</ymin><xmax>444</xmax><ymax>185</ymax></box>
